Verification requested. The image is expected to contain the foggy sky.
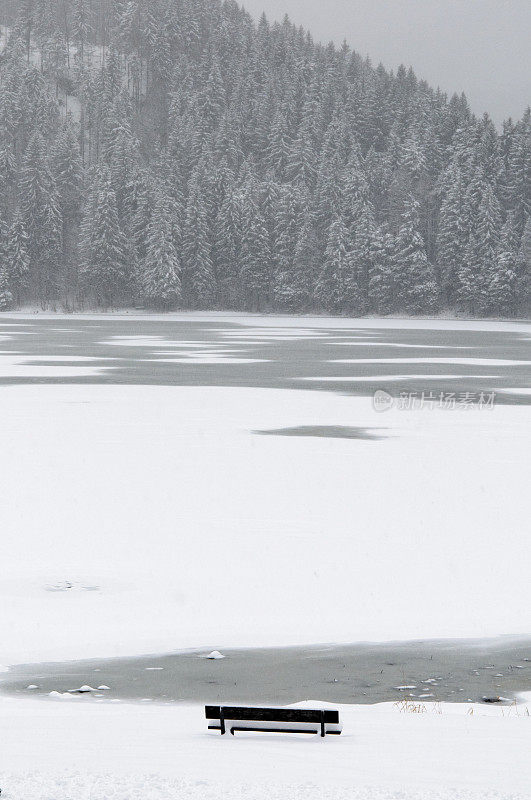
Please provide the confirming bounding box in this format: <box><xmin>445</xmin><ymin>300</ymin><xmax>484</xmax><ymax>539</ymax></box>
<box><xmin>241</xmin><ymin>0</ymin><xmax>530</xmax><ymax>126</ymax></box>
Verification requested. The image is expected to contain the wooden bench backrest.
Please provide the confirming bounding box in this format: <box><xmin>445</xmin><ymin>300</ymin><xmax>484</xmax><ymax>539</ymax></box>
<box><xmin>205</xmin><ymin>705</ymin><xmax>339</xmax><ymax>724</ymax></box>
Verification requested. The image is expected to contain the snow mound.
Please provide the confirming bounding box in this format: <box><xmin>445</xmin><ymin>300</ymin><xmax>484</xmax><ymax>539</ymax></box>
<box><xmin>202</xmin><ymin>650</ymin><xmax>225</xmax><ymax>660</ymax></box>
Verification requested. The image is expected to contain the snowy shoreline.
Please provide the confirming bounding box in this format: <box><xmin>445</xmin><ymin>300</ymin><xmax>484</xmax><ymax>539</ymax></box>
<box><xmin>0</xmin><ymin>695</ymin><xmax>530</xmax><ymax>799</ymax></box>
<box><xmin>3</xmin><ymin>309</ymin><xmax>531</xmax><ymax>331</ymax></box>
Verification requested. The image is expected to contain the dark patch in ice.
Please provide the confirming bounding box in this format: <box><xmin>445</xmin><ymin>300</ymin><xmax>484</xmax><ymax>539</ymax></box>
<box><xmin>254</xmin><ymin>425</ymin><xmax>387</xmax><ymax>440</ymax></box>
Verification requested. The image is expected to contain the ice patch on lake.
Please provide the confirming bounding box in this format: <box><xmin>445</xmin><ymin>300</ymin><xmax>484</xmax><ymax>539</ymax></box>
<box><xmin>331</xmin><ymin>358</ymin><xmax>531</xmax><ymax>365</ymax></box>
<box><xmin>332</xmin><ymin>342</ymin><xmax>478</xmax><ymax>349</ymax></box>
<box><xmin>299</xmin><ymin>375</ymin><xmax>500</xmax><ymax>382</ymax></box>
<box><xmin>153</xmin><ymin>347</ymin><xmax>245</xmax><ymax>353</ymax></box>
<box><xmin>0</xmin><ymin>364</ymin><xmax>113</xmax><ymax>378</ymax></box>
<box><xmin>14</xmin><ymin>355</ymin><xmax>118</xmax><ymax>362</ymax></box>
<box><xmin>213</xmin><ymin>328</ymin><xmax>331</xmax><ymax>339</ymax></box>
<box><xmin>152</xmin><ymin>357</ymin><xmax>269</xmax><ymax>365</ymax></box>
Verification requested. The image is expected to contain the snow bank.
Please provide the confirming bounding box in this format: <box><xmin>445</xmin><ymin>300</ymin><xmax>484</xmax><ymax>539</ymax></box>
<box><xmin>0</xmin><ymin>697</ymin><xmax>530</xmax><ymax>797</ymax></box>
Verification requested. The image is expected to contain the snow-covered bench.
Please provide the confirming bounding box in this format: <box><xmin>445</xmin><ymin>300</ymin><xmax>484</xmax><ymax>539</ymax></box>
<box><xmin>205</xmin><ymin>705</ymin><xmax>342</xmax><ymax>737</ymax></box>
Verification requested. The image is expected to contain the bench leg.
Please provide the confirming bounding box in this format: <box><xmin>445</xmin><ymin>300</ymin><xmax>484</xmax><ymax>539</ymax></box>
<box><xmin>320</xmin><ymin>711</ymin><xmax>325</xmax><ymax>737</ymax></box>
<box><xmin>220</xmin><ymin>709</ymin><xmax>226</xmax><ymax>735</ymax></box>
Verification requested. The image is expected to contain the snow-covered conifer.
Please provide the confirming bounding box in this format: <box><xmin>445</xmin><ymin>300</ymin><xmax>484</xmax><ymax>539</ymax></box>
<box><xmin>394</xmin><ymin>197</ymin><xmax>438</xmax><ymax>313</ymax></box>
<box><xmin>80</xmin><ymin>166</ymin><xmax>129</xmax><ymax>307</ymax></box>
<box><xmin>5</xmin><ymin>211</ymin><xmax>31</xmax><ymax>305</ymax></box>
<box><xmin>182</xmin><ymin>167</ymin><xmax>214</xmax><ymax>306</ymax></box>
<box><xmin>314</xmin><ymin>216</ymin><xmax>352</xmax><ymax>312</ymax></box>
<box><xmin>142</xmin><ymin>191</ymin><xmax>181</xmax><ymax>308</ymax></box>
<box><xmin>19</xmin><ymin>130</ymin><xmax>63</xmax><ymax>306</ymax></box>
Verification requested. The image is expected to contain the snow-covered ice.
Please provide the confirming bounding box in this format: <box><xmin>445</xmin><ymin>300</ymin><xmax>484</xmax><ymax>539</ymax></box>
<box><xmin>300</xmin><ymin>374</ymin><xmax>500</xmax><ymax>381</ymax></box>
<box><xmin>331</xmin><ymin>342</ymin><xmax>477</xmax><ymax>348</ymax></box>
<box><xmin>152</xmin><ymin>357</ymin><xmax>270</xmax><ymax>364</ymax></box>
<box><xmin>0</xmin><ymin>364</ymin><xmax>112</xmax><ymax>378</ymax></box>
<box><xmin>330</xmin><ymin>358</ymin><xmax>531</xmax><ymax>365</ymax></box>
<box><xmin>0</xmin><ymin>376</ymin><xmax>529</xmax><ymax>664</ymax></box>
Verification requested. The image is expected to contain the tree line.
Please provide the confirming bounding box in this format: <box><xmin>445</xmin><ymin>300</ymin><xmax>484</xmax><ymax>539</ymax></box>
<box><xmin>0</xmin><ymin>0</ymin><xmax>529</xmax><ymax>315</ymax></box>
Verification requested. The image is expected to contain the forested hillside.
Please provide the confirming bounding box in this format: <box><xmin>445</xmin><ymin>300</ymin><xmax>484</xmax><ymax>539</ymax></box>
<box><xmin>0</xmin><ymin>0</ymin><xmax>529</xmax><ymax>314</ymax></box>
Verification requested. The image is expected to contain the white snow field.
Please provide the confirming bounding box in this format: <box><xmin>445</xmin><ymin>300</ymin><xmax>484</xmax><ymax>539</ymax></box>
<box><xmin>0</xmin><ymin>313</ymin><xmax>530</xmax><ymax>665</ymax></box>
<box><xmin>0</xmin><ymin>696</ymin><xmax>530</xmax><ymax>799</ymax></box>
<box><xmin>0</xmin><ymin>392</ymin><xmax>530</xmax><ymax>662</ymax></box>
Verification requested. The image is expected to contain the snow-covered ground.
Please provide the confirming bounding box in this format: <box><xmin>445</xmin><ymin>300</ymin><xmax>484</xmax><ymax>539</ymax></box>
<box><xmin>0</xmin><ymin>695</ymin><xmax>530</xmax><ymax>799</ymax></box>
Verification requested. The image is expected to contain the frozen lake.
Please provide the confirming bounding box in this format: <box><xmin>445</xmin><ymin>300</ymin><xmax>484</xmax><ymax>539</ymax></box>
<box><xmin>1</xmin><ymin>313</ymin><xmax>530</xmax><ymax>680</ymax></box>
<box><xmin>0</xmin><ymin>313</ymin><xmax>530</xmax><ymax>402</ymax></box>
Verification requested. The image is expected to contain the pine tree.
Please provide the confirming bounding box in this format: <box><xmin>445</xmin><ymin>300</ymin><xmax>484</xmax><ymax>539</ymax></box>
<box><xmin>52</xmin><ymin>120</ymin><xmax>84</xmax><ymax>302</ymax></box>
<box><xmin>80</xmin><ymin>167</ymin><xmax>129</xmax><ymax>307</ymax></box>
<box><xmin>275</xmin><ymin>215</ymin><xmax>319</xmax><ymax>309</ymax></box>
<box><xmin>394</xmin><ymin>197</ymin><xmax>438</xmax><ymax>313</ymax></box>
<box><xmin>240</xmin><ymin>198</ymin><xmax>271</xmax><ymax>310</ymax></box>
<box><xmin>265</xmin><ymin>108</ymin><xmax>292</xmax><ymax>181</ymax></box>
<box><xmin>459</xmin><ymin>182</ymin><xmax>502</xmax><ymax>313</ymax></box>
<box><xmin>182</xmin><ymin>167</ymin><xmax>214</xmax><ymax>306</ymax></box>
<box><xmin>314</xmin><ymin>118</ymin><xmax>347</xmax><ymax>240</ymax></box>
<box><xmin>142</xmin><ymin>191</ymin><xmax>181</xmax><ymax>308</ymax></box>
<box><xmin>4</xmin><ymin>211</ymin><xmax>31</xmax><ymax>304</ymax></box>
<box><xmin>506</xmin><ymin>110</ymin><xmax>531</xmax><ymax>234</ymax></box>
<box><xmin>368</xmin><ymin>224</ymin><xmax>398</xmax><ymax>314</ymax></box>
<box><xmin>522</xmin><ymin>216</ymin><xmax>531</xmax><ymax>271</ymax></box>
<box><xmin>0</xmin><ymin>146</ymin><xmax>18</xmax><ymax>217</ymax></box>
<box><xmin>19</xmin><ymin>130</ymin><xmax>63</xmax><ymax>307</ymax></box>
<box><xmin>0</xmin><ymin>265</ymin><xmax>13</xmax><ymax>310</ymax></box>
<box><xmin>436</xmin><ymin>162</ymin><xmax>467</xmax><ymax>305</ymax></box>
<box><xmin>488</xmin><ymin>211</ymin><xmax>527</xmax><ymax>316</ymax></box>
<box><xmin>273</xmin><ymin>185</ymin><xmax>306</xmax><ymax>297</ymax></box>
<box><xmin>0</xmin><ymin>213</ymin><xmax>13</xmax><ymax>309</ymax></box>
<box><xmin>198</xmin><ymin>58</ymin><xmax>226</xmax><ymax>133</ymax></box>
<box><xmin>286</xmin><ymin>96</ymin><xmax>318</xmax><ymax>188</ymax></box>
<box><xmin>349</xmin><ymin>197</ymin><xmax>377</xmax><ymax>314</ymax></box>
<box><xmin>212</xmin><ymin>189</ymin><xmax>243</xmax><ymax>306</ymax></box>
<box><xmin>314</xmin><ymin>216</ymin><xmax>352</xmax><ymax>313</ymax></box>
